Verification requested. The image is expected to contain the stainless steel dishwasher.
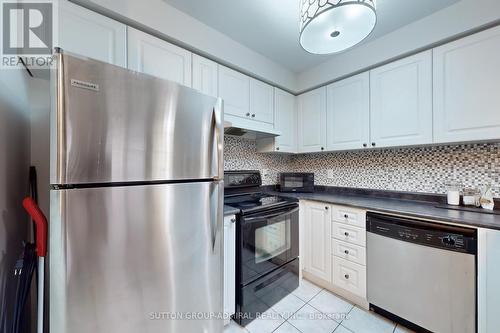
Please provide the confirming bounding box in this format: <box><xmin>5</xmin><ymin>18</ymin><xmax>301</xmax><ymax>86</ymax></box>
<box><xmin>367</xmin><ymin>213</ymin><xmax>477</xmax><ymax>333</ymax></box>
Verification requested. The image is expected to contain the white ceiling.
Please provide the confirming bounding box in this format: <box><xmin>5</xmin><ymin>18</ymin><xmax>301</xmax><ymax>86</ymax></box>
<box><xmin>163</xmin><ymin>0</ymin><xmax>460</xmax><ymax>73</ymax></box>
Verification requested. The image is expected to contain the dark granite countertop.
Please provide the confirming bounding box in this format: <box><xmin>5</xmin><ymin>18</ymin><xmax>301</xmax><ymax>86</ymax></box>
<box><xmin>264</xmin><ymin>188</ymin><xmax>500</xmax><ymax>231</ymax></box>
<box><xmin>224</xmin><ymin>205</ymin><xmax>239</xmax><ymax>216</ymax></box>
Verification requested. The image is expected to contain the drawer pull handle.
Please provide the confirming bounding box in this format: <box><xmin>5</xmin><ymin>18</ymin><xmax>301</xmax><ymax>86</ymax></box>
<box><xmin>344</xmin><ymin>250</ymin><xmax>349</xmax><ymax>255</ymax></box>
<box><xmin>344</xmin><ymin>214</ymin><xmax>349</xmax><ymax>219</ymax></box>
<box><xmin>344</xmin><ymin>232</ymin><xmax>350</xmax><ymax>237</ymax></box>
<box><xmin>344</xmin><ymin>274</ymin><xmax>350</xmax><ymax>280</ymax></box>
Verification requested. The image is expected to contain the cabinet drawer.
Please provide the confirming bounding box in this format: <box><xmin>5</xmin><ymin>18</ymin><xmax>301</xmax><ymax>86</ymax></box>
<box><xmin>331</xmin><ymin>205</ymin><xmax>366</xmax><ymax>229</ymax></box>
<box><xmin>332</xmin><ymin>239</ymin><xmax>366</xmax><ymax>266</ymax></box>
<box><xmin>332</xmin><ymin>257</ymin><xmax>366</xmax><ymax>298</ymax></box>
<box><xmin>332</xmin><ymin>222</ymin><xmax>366</xmax><ymax>247</ymax></box>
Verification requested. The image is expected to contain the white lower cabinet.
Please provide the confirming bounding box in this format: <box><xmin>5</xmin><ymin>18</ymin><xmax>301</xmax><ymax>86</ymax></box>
<box><xmin>332</xmin><ymin>239</ymin><xmax>366</xmax><ymax>266</ymax></box>
<box><xmin>332</xmin><ymin>257</ymin><xmax>366</xmax><ymax>298</ymax></box>
<box><xmin>332</xmin><ymin>222</ymin><xmax>366</xmax><ymax>247</ymax></box>
<box><xmin>301</xmin><ymin>200</ymin><xmax>367</xmax><ymax>307</ymax></box>
<box><xmin>302</xmin><ymin>201</ymin><xmax>332</xmax><ymax>283</ymax></box>
<box><xmin>478</xmin><ymin>228</ymin><xmax>500</xmax><ymax>333</ymax></box>
<box><xmin>223</xmin><ymin>215</ymin><xmax>236</xmax><ymax>325</ymax></box>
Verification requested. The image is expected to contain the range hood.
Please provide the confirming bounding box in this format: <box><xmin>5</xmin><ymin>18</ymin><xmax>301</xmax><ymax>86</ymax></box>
<box><xmin>223</xmin><ymin>119</ymin><xmax>281</xmax><ymax>139</ymax></box>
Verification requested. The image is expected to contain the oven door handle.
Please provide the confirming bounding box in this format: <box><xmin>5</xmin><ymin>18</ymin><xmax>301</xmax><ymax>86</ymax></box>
<box><xmin>244</xmin><ymin>207</ymin><xmax>299</xmax><ymax>222</ymax></box>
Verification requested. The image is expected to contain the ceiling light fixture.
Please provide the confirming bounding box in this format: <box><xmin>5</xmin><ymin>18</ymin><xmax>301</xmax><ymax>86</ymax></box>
<box><xmin>300</xmin><ymin>0</ymin><xmax>377</xmax><ymax>55</ymax></box>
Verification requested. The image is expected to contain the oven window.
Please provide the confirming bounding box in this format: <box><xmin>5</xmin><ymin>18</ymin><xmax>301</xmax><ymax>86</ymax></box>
<box><xmin>283</xmin><ymin>176</ymin><xmax>304</xmax><ymax>188</ymax></box>
<box><xmin>254</xmin><ymin>218</ymin><xmax>291</xmax><ymax>264</ymax></box>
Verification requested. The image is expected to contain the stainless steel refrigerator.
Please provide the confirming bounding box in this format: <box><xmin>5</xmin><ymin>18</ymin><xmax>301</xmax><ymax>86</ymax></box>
<box><xmin>49</xmin><ymin>50</ymin><xmax>224</xmax><ymax>333</ymax></box>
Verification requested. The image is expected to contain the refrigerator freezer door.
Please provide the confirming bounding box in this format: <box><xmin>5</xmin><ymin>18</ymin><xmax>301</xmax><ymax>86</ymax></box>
<box><xmin>51</xmin><ymin>51</ymin><xmax>223</xmax><ymax>185</ymax></box>
<box><xmin>50</xmin><ymin>181</ymin><xmax>223</xmax><ymax>333</ymax></box>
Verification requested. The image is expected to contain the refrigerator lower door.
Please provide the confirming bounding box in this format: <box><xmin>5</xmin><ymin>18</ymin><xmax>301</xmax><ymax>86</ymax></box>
<box><xmin>50</xmin><ymin>181</ymin><xmax>223</xmax><ymax>333</ymax></box>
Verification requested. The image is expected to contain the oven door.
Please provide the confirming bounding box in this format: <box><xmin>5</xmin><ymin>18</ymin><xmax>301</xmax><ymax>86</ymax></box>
<box><xmin>239</xmin><ymin>204</ymin><xmax>299</xmax><ymax>285</ymax></box>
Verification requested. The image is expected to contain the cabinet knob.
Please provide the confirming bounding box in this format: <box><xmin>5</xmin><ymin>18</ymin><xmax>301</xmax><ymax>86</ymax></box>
<box><xmin>276</xmin><ymin>147</ymin><xmax>280</xmax><ymax>151</ymax></box>
<box><xmin>325</xmin><ymin>206</ymin><xmax>329</xmax><ymax>210</ymax></box>
<box><xmin>363</xmin><ymin>143</ymin><xmax>367</xmax><ymax>148</ymax></box>
<box><xmin>371</xmin><ymin>142</ymin><xmax>376</xmax><ymax>147</ymax></box>
<box><xmin>344</xmin><ymin>274</ymin><xmax>350</xmax><ymax>280</ymax></box>
<box><xmin>344</xmin><ymin>232</ymin><xmax>350</xmax><ymax>237</ymax></box>
<box><xmin>246</xmin><ymin>113</ymin><xmax>250</xmax><ymax>117</ymax></box>
<box><xmin>251</xmin><ymin>114</ymin><xmax>256</xmax><ymax>118</ymax></box>
<box><xmin>321</xmin><ymin>147</ymin><xmax>325</xmax><ymax>151</ymax></box>
<box><xmin>230</xmin><ymin>218</ymin><xmax>236</xmax><ymax>224</ymax></box>
<box><xmin>344</xmin><ymin>214</ymin><xmax>349</xmax><ymax>219</ymax></box>
<box><xmin>344</xmin><ymin>250</ymin><xmax>349</xmax><ymax>255</ymax></box>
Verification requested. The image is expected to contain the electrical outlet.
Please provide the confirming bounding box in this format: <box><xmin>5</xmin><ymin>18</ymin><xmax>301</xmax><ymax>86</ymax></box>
<box><xmin>327</xmin><ymin>169</ymin><xmax>334</xmax><ymax>179</ymax></box>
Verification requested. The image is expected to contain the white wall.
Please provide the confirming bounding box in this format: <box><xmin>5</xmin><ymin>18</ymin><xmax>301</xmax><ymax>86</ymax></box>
<box><xmin>297</xmin><ymin>0</ymin><xmax>500</xmax><ymax>92</ymax></box>
<box><xmin>0</xmin><ymin>69</ymin><xmax>32</xmax><ymax>332</ymax></box>
<box><xmin>73</xmin><ymin>0</ymin><xmax>299</xmax><ymax>92</ymax></box>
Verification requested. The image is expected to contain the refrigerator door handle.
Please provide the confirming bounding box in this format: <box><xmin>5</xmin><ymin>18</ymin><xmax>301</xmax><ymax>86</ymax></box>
<box><xmin>212</xmin><ymin>99</ymin><xmax>224</xmax><ymax>180</ymax></box>
<box><xmin>210</xmin><ymin>181</ymin><xmax>223</xmax><ymax>253</ymax></box>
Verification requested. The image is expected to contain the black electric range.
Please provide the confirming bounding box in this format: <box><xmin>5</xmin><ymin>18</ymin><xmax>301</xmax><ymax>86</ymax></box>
<box><xmin>224</xmin><ymin>171</ymin><xmax>300</xmax><ymax>326</ymax></box>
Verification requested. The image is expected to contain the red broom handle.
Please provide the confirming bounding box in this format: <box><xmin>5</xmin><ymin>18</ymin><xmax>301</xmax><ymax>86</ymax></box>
<box><xmin>22</xmin><ymin>197</ymin><xmax>48</xmax><ymax>257</ymax></box>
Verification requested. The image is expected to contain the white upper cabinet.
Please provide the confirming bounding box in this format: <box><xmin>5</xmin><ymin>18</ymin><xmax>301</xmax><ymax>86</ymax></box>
<box><xmin>298</xmin><ymin>87</ymin><xmax>327</xmax><ymax>153</ymax></box>
<box><xmin>274</xmin><ymin>89</ymin><xmax>297</xmax><ymax>152</ymax></box>
<box><xmin>370</xmin><ymin>51</ymin><xmax>433</xmax><ymax>148</ymax></box>
<box><xmin>249</xmin><ymin>79</ymin><xmax>274</xmax><ymax>124</ymax></box>
<box><xmin>127</xmin><ymin>27</ymin><xmax>192</xmax><ymax>86</ymax></box>
<box><xmin>57</xmin><ymin>1</ymin><xmax>127</xmax><ymax>67</ymax></box>
<box><xmin>192</xmin><ymin>54</ymin><xmax>218</xmax><ymax>97</ymax></box>
<box><xmin>433</xmin><ymin>26</ymin><xmax>500</xmax><ymax>144</ymax></box>
<box><xmin>218</xmin><ymin>66</ymin><xmax>250</xmax><ymax>119</ymax></box>
<box><xmin>326</xmin><ymin>73</ymin><xmax>370</xmax><ymax>151</ymax></box>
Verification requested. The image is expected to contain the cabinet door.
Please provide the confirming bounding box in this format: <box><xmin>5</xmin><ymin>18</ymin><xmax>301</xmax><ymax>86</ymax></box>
<box><xmin>218</xmin><ymin>66</ymin><xmax>250</xmax><ymax>119</ymax></box>
<box><xmin>370</xmin><ymin>51</ymin><xmax>433</xmax><ymax>148</ymax></box>
<box><xmin>298</xmin><ymin>87</ymin><xmax>327</xmax><ymax>153</ymax></box>
<box><xmin>192</xmin><ymin>54</ymin><xmax>218</xmax><ymax>97</ymax></box>
<box><xmin>303</xmin><ymin>202</ymin><xmax>331</xmax><ymax>282</ymax></box>
<box><xmin>326</xmin><ymin>73</ymin><xmax>370</xmax><ymax>151</ymax></box>
<box><xmin>224</xmin><ymin>215</ymin><xmax>236</xmax><ymax>325</ymax></box>
<box><xmin>58</xmin><ymin>1</ymin><xmax>127</xmax><ymax>67</ymax></box>
<box><xmin>274</xmin><ymin>88</ymin><xmax>297</xmax><ymax>153</ymax></box>
<box><xmin>433</xmin><ymin>26</ymin><xmax>500</xmax><ymax>143</ymax></box>
<box><xmin>249</xmin><ymin>79</ymin><xmax>274</xmax><ymax>124</ymax></box>
<box><xmin>478</xmin><ymin>228</ymin><xmax>500</xmax><ymax>333</ymax></box>
<box><xmin>127</xmin><ymin>27</ymin><xmax>192</xmax><ymax>86</ymax></box>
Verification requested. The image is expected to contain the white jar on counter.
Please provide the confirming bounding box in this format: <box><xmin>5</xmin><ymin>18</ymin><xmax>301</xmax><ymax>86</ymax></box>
<box><xmin>445</xmin><ymin>183</ymin><xmax>462</xmax><ymax>206</ymax></box>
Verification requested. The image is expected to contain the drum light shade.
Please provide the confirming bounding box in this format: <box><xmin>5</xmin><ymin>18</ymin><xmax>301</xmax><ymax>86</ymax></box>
<box><xmin>300</xmin><ymin>0</ymin><xmax>377</xmax><ymax>54</ymax></box>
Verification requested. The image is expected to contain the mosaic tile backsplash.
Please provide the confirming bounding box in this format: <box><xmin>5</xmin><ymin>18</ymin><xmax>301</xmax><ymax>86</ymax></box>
<box><xmin>224</xmin><ymin>135</ymin><xmax>500</xmax><ymax>198</ymax></box>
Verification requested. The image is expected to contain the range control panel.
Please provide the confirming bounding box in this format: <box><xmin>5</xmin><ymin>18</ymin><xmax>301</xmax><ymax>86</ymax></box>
<box><xmin>224</xmin><ymin>171</ymin><xmax>262</xmax><ymax>188</ymax></box>
<box><xmin>367</xmin><ymin>213</ymin><xmax>477</xmax><ymax>254</ymax></box>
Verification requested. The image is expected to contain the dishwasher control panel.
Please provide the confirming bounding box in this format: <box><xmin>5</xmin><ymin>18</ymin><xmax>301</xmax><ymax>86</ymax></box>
<box><xmin>366</xmin><ymin>213</ymin><xmax>477</xmax><ymax>254</ymax></box>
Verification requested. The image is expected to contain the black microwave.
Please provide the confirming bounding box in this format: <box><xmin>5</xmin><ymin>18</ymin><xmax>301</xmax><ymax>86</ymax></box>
<box><xmin>279</xmin><ymin>173</ymin><xmax>314</xmax><ymax>193</ymax></box>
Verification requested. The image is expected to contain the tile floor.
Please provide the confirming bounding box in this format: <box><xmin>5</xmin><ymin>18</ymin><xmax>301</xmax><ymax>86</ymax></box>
<box><xmin>224</xmin><ymin>279</ymin><xmax>414</xmax><ymax>333</ymax></box>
